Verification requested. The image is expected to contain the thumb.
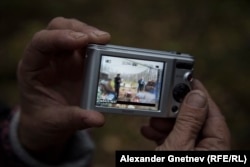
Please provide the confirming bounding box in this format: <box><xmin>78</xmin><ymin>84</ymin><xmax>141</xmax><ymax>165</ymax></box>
<box><xmin>156</xmin><ymin>90</ymin><xmax>208</xmax><ymax>150</ymax></box>
<box><xmin>67</xmin><ymin>106</ymin><xmax>105</xmax><ymax>130</ymax></box>
<box><xmin>22</xmin><ymin>30</ymin><xmax>89</xmax><ymax>72</ymax></box>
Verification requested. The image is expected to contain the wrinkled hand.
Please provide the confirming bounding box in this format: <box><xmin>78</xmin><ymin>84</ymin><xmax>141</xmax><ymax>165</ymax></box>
<box><xmin>141</xmin><ymin>79</ymin><xmax>231</xmax><ymax>150</ymax></box>
<box><xmin>17</xmin><ymin>17</ymin><xmax>111</xmax><ymax>162</ymax></box>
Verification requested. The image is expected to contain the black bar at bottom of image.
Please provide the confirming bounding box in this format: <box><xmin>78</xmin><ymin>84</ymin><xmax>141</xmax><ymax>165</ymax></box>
<box><xmin>116</xmin><ymin>151</ymin><xmax>250</xmax><ymax>167</ymax></box>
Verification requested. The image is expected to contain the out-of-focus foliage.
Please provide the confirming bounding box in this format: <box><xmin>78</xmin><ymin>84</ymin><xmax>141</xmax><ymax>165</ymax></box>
<box><xmin>0</xmin><ymin>0</ymin><xmax>249</xmax><ymax>166</ymax></box>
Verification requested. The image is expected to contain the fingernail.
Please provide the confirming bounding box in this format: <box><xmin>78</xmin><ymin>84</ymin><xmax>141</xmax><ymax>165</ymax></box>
<box><xmin>69</xmin><ymin>32</ymin><xmax>87</xmax><ymax>39</ymax></box>
<box><xmin>185</xmin><ymin>92</ymin><xmax>207</xmax><ymax>108</ymax></box>
<box><xmin>92</xmin><ymin>30</ymin><xmax>109</xmax><ymax>37</ymax></box>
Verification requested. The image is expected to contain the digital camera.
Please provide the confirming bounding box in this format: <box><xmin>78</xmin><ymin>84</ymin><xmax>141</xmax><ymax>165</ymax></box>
<box><xmin>81</xmin><ymin>44</ymin><xmax>194</xmax><ymax>118</ymax></box>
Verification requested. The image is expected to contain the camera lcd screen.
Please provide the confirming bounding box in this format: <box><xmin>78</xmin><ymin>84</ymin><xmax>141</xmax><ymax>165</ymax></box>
<box><xmin>96</xmin><ymin>55</ymin><xmax>165</xmax><ymax>111</ymax></box>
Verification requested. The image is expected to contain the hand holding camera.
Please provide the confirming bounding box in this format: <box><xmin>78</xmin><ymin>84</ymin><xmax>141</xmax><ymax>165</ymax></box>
<box><xmin>141</xmin><ymin>79</ymin><xmax>231</xmax><ymax>150</ymax></box>
<box><xmin>17</xmin><ymin>17</ymin><xmax>110</xmax><ymax>163</ymax></box>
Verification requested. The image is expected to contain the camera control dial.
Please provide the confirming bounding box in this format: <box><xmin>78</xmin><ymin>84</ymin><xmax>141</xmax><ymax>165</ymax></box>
<box><xmin>173</xmin><ymin>83</ymin><xmax>190</xmax><ymax>103</ymax></box>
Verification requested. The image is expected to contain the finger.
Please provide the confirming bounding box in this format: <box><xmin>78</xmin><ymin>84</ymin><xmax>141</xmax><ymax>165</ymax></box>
<box><xmin>192</xmin><ymin>79</ymin><xmax>222</xmax><ymax>118</ymax></box>
<box><xmin>68</xmin><ymin>106</ymin><xmax>105</xmax><ymax>130</ymax></box>
<box><xmin>149</xmin><ymin>117</ymin><xmax>175</xmax><ymax>133</ymax></box>
<box><xmin>47</xmin><ymin>17</ymin><xmax>111</xmax><ymax>44</ymax></box>
<box><xmin>197</xmin><ymin>117</ymin><xmax>231</xmax><ymax>150</ymax></box>
<box><xmin>157</xmin><ymin>90</ymin><xmax>208</xmax><ymax>150</ymax></box>
<box><xmin>22</xmin><ymin>29</ymin><xmax>89</xmax><ymax>71</ymax></box>
<box><xmin>140</xmin><ymin>125</ymin><xmax>168</xmax><ymax>144</ymax></box>
<box><xmin>47</xmin><ymin>17</ymin><xmax>88</xmax><ymax>30</ymax></box>
<box><xmin>141</xmin><ymin>118</ymin><xmax>175</xmax><ymax>146</ymax></box>
<box><xmin>192</xmin><ymin>80</ymin><xmax>231</xmax><ymax>149</ymax></box>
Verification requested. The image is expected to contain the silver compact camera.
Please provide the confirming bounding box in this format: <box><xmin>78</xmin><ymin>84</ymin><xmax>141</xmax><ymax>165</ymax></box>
<box><xmin>81</xmin><ymin>44</ymin><xmax>194</xmax><ymax>118</ymax></box>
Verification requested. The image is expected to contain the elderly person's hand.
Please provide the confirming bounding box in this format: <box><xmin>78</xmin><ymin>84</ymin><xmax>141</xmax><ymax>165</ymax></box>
<box><xmin>17</xmin><ymin>17</ymin><xmax>110</xmax><ymax>163</ymax></box>
<box><xmin>141</xmin><ymin>79</ymin><xmax>231</xmax><ymax>150</ymax></box>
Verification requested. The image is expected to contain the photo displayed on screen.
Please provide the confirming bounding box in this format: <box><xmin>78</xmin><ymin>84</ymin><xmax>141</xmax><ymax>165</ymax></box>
<box><xmin>96</xmin><ymin>55</ymin><xmax>165</xmax><ymax>111</ymax></box>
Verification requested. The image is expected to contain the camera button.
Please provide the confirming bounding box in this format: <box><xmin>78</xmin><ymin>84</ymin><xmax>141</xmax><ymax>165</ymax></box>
<box><xmin>173</xmin><ymin>83</ymin><xmax>190</xmax><ymax>103</ymax></box>
<box><xmin>184</xmin><ymin>72</ymin><xmax>193</xmax><ymax>82</ymax></box>
<box><xmin>172</xmin><ymin>106</ymin><xmax>179</xmax><ymax>112</ymax></box>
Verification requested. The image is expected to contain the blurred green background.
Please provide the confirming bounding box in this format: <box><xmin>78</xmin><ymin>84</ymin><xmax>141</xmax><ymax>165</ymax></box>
<box><xmin>0</xmin><ymin>0</ymin><xmax>249</xmax><ymax>166</ymax></box>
